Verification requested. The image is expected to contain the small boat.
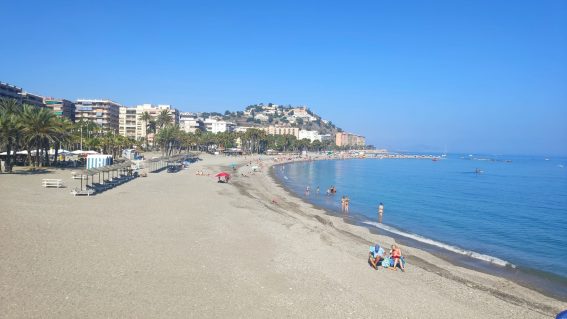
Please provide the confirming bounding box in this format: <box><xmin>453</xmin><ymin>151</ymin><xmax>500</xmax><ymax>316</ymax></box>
<box><xmin>475</xmin><ymin>168</ymin><xmax>483</xmax><ymax>174</ymax></box>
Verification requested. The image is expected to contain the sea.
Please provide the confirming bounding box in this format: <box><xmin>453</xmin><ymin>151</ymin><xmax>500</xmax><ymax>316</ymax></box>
<box><xmin>273</xmin><ymin>154</ymin><xmax>567</xmax><ymax>299</ymax></box>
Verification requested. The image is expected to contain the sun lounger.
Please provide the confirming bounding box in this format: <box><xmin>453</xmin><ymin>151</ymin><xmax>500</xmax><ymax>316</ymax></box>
<box><xmin>71</xmin><ymin>188</ymin><xmax>95</xmax><ymax>196</ymax></box>
<box><xmin>71</xmin><ymin>172</ymin><xmax>87</xmax><ymax>179</ymax></box>
<box><xmin>42</xmin><ymin>179</ymin><xmax>64</xmax><ymax>188</ymax></box>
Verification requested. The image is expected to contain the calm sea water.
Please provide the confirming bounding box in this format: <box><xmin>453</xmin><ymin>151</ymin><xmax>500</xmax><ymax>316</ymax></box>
<box><xmin>274</xmin><ymin>154</ymin><xmax>567</xmax><ymax>281</ymax></box>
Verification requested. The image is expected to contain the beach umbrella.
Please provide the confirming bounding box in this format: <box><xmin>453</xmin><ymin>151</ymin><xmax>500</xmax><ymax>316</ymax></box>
<box><xmin>48</xmin><ymin>149</ymin><xmax>71</xmax><ymax>155</ymax></box>
<box><xmin>215</xmin><ymin>172</ymin><xmax>230</xmax><ymax>177</ymax></box>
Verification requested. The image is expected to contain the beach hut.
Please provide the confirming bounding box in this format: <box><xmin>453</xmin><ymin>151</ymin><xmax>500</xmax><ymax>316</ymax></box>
<box><xmin>86</xmin><ymin>154</ymin><xmax>113</xmax><ymax>169</ymax></box>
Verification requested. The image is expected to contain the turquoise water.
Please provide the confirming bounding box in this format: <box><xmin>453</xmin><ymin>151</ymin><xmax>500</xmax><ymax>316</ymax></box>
<box><xmin>274</xmin><ymin>155</ymin><xmax>567</xmax><ymax>283</ymax></box>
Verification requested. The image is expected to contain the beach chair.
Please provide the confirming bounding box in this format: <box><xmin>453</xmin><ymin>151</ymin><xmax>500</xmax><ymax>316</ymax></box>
<box><xmin>42</xmin><ymin>179</ymin><xmax>64</xmax><ymax>188</ymax></box>
<box><xmin>71</xmin><ymin>188</ymin><xmax>95</xmax><ymax>196</ymax></box>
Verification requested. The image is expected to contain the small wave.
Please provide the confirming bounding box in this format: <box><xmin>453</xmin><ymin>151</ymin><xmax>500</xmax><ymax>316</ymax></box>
<box><xmin>363</xmin><ymin>221</ymin><xmax>516</xmax><ymax>268</ymax></box>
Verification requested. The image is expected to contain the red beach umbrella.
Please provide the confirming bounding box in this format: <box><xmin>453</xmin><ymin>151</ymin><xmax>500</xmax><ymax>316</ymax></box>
<box><xmin>215</xmin><ymin>172</ymin><xmax>230</xmax><ymax>177</ymax></box>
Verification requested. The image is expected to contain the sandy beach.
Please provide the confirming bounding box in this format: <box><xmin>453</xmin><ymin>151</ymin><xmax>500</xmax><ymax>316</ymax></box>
<box><xmin>0</xmin><ymin>154</ymin><xmax>565</xmax><ymax>318</ymax></box>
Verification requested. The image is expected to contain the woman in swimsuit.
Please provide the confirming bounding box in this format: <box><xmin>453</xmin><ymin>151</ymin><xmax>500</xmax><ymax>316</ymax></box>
<box><xmin>390</xmin><ymin>244</ymin><xmax>405</xmax><ymax>272</ymax></box>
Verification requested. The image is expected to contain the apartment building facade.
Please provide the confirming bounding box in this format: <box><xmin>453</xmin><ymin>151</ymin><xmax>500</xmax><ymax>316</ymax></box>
<box><xmin>119</xmin><ymin>104</ymin><xmax>179</xmax><ymax>142</ymax></box>
<box><xmin>76</xmin><ymin>99</ymin><xmax>121</xmax><ymax>133</ymax></box>
<box><xmin>0</xmin><ymin>82</ymin><xmax>22</xmax><ymax>102</ymax></box>
<box><xmin>335</xmin><ymin>132</ymin><xmax>366</xmax><ymax>147</ymax></box>
<box><xmin>263</xmin><ymin>125</ymin><xmax>300</xmax><ymax>139</ymax></box>
<box><xmin>204</xmin><ymin>118</ymin><xmax>236</xmax><ymax>134</ymax></box>
<box><xmin>298</xmin><ymin>130</ymin><xmax>321</xmax><ymax>142</ymax></box>
<box><xmin>44</xmin><ymin>98</ymin><xmax>76</xmax><ymax>122</ymax></box>
<box><xmin>179</xmin><ymin>112</ymin><xmax>205</xmax><ymax>133</ymax></box>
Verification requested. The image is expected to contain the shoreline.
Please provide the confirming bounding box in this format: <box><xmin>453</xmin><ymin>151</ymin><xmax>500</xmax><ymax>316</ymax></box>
<box><xmin>269</xmin><ymin>160</ymin><xmax>567</xmax><ymax>301</ymax></box>
<box><xmin>232</xmin><ymin>156</ymin><xmax>567</xmax><ymax>314</ymax></box>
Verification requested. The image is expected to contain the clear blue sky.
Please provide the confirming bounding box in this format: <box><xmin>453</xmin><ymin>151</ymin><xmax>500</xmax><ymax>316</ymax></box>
<box><xmin>1</xmin><ymin>0</ymin><xmax>566</xmax><ymax>155</ymax></box>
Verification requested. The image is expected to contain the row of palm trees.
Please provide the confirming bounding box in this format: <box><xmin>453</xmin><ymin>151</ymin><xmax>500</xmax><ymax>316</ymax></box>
<box><xmin>0</xmin><ymin>98</ymin><xmax>138</xmax><ymax>172</ymax></box>
<box><xmin>153</xmin><ymin>125</ymin><xmax>337</xmax><ymax>157</ymax></box>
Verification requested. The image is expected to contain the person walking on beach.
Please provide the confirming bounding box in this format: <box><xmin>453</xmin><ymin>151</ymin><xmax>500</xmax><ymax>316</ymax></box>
<box><xmin>305</xmin><ymin>185</ymin><xmax>310</xmax><ymax>196</ymax></box>
<box><xmin>378</xmin><ymin>202</ymin><xmax>384</xmax><ymax>223</ymax></box>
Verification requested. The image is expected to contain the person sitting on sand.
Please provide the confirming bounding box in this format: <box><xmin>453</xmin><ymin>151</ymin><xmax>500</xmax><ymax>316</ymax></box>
<box><xmin>368</xmin><ymin>244</ymin><xmax>385</xmax><ymax>269</ymax></box>
<box><xmin>389</xmin><ymin>244</ymin><xmax>405</xmax><ymax>272</ymax></box>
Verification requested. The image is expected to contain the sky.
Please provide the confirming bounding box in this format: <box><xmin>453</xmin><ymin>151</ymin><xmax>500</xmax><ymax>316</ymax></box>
<box><xmin>1</xmin><ymin>0</ymin><xmax>566</xmax><ymax>156</ymax></box>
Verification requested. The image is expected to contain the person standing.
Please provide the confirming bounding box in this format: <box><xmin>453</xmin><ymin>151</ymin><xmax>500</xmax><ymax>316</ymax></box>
<box><xmin>344</xmin><ymin>196</ymin><xmax>350</xmax><ymax>214</ymax></box>
<box><xmin>341</xmin><ymin>196</ymin><xmax>346</xmax><ymax>212</ymax></box>
<box><xmin>316</xmin><ymin>186</ymin><xmax>320</xmax><ymax>195</ymax></box>
<box><xmin>378</xmin><ymin>202</ymin><xmax>384</xmax><ymax>223</ymax></box>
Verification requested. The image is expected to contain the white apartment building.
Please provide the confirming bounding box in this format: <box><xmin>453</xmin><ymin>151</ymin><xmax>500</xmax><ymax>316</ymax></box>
<box><xmin>234</xmin><ymin>126</ymin><xmax>256</xmax><ymax>133</ymax></box>
<box><xmin>179</xmin><ymin>112</ymin><xmax>204</xmax><ymax>133</ymax></box>
<box><xmin>298</xmin><ymin>130</ymin><xmax>321</xmax><ymax>142</ymax></box>
<box><xmin>204</xmin><ymin>118</ymin><xmax>236</xmax><ymax>134</ymax></box>
<box><xmin>119</xmin><ymin>104</ymin><xmax>179</xmax><ymax>142</ymax></box>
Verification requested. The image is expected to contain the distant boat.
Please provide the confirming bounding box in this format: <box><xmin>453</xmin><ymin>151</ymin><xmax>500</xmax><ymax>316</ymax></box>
<box><xmin>475</xmin><ymin>168</ymin><xmax>483</xmax><ymax>174</ymax></box>
<box><xmin>432</xmin><ymin>157</ymin><xmax>439</xmax><ymax>162</ymax></box>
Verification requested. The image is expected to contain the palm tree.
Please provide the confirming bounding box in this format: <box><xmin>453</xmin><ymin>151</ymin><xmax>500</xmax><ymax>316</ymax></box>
<box><xmin>19</xmin><ymin>105</ymin><xmax>58</xmax><ymax>167</ymax></box>
<box><xmin>0</xmin><ymin>98</ymin><xmax>23</xmax><ymax>172</ymax></box>
<box><xmin>155</xmin><ymin>125</ymin><xmax>180</xmax><ymax>156</ymax></box>
<box><xmin>139</xmin><ymin>111</ymin><xmax>151</xmax><ymax>150</ymax></box>
<box><xmin>156</xmin><ymin>109</ymin><xmax>172</xmax><ymax>129</ymax></box>
<box><xmin>52</xmin><ymin>117</ymin><xmax>74</xmax><ymax>166</ymax></box>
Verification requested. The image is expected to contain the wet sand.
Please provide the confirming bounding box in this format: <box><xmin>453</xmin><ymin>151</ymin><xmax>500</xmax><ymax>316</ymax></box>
<box><xmin>0</xmin><ymin>154</ymin><xmax>565</xmax><ymax>318</ymax></box>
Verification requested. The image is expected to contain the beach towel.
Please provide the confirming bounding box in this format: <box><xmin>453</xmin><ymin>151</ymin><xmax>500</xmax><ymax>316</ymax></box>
<box><xmin>381</xmin><ymin>257</ymin><xmax>391</xmax><ymax>268</ymax></box>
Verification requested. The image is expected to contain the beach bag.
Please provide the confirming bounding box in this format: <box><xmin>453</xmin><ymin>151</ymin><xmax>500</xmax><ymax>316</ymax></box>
<box><xmin>381</xmin><ymin>257</ymin><xmax>390</xmax><ymax>268</ymax></box>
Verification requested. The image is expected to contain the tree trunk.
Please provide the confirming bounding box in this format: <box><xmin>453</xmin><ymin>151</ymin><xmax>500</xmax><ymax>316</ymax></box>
<box><xmin>53</xmin><ymin>142</ymin><xmax>60</xmax><ymax>166</ymax></box>
<box><xmin>26</xmin><ymin>144</ymin><xmax>33</xmax><ymax>167</ymax></box>
<box><xmin>44</xmin><ymin>139</ymin><xmax>50</xmax><ymax>167</ymax></box>
<box><xmin>5</xmin><ymin>141</ymin><xmax>12</xmax><ymax>172</ymax></box>
<box><xmin>35</xmin><ymin>140</ymin><xmax>41</xmax><ymax>167</ymax></box>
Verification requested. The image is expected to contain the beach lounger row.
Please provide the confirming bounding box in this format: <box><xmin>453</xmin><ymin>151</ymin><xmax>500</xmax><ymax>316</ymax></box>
<box><xmin>71</xmin><ymin>174</ymin><xmax>136</xmax><ymax>197</ymax></box>
<box><xmin>88</xmin><ymin>175</ymin><xmax>136</xmax><ymax>193</ymax></box>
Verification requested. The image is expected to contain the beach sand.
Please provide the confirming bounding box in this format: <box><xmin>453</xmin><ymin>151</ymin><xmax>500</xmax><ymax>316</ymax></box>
<box><xmin>0</xmin><ymin>154</ymin><xmax>565</xmax><ymax>318</ymax></box>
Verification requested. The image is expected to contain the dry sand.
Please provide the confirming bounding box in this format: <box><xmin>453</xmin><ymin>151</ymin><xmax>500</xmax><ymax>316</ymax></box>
<box><xmin>0</xmin><ymin>154</ymin><xmax>565</xmax><ymax>318</ymax></box>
